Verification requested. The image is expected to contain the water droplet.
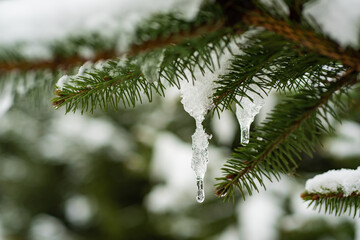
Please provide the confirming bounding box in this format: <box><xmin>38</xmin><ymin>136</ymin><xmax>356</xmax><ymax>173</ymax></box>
<box><xmin>220</xmin><ymin>192</ymin><xmax>227</xmax><ymax>198</ymax></box>
<box><xmin>196</xmin><ymin>177</ymin><xmax>205</xmax><ymax>203</ymax></box>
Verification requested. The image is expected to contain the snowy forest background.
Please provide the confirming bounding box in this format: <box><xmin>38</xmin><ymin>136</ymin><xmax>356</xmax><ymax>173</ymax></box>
<box><xmin>0</xmin><ymin>0</ymin><xmax>360</xmax><ymax>239</ymax></box>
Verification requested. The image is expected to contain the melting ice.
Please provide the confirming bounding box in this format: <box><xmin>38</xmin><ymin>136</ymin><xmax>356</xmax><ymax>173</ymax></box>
<box><xmin>139</xmin><ymin>50</ymin><xmax>165</xmax><ymax>82</ymax></box>
<box><xmin>180</xmin><ymin>77</ymin><xmax>214</xmax><ymax>203</ymax></box>
<box><xmin>179</xmin><ymin>41</ymin><xmax>241</xmax><ymax>203</ymax></box>
<box><xmin>235</xmin><ymin>84</ymin><xmax>265</xmax><ymax>145</ymax></box>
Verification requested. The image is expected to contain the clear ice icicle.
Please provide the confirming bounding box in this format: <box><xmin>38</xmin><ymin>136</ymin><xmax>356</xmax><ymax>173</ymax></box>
<box><xmin>196</xmin><ymin>176</ymin><xmax>205</xmax><ymax>203</ymax></box>
<box><xmin>239</xmin><ymin>119</ymin><xmax>251</xmax><ymax>145</ymax></box>
<box><xmin>235</xmin><ymin>84</ymin><xmax>265</xmax><ymax>145</ymax></box>
<box><xmin>180</xmin><ymin>76</ymin><xmax>214</xmax><ymax>203</ymax></box>
<box><xmin>179</xmin><ymin>40</ymin><xmax>240</xmax><ymax>203</ymax></box>
<box><xmin>191</xmin><ymin>120</ymin><xmax>210</xmax><ymax>202</ymax></box>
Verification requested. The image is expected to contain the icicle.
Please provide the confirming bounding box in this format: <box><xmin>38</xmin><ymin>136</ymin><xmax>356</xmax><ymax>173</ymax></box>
<box><xmin>191</xmin><ymin>118</ymin><xmax>211</xmax><ymax>203</ymax></box>
<box><xmin>179</xmin><ymin>39</ymin><xmax>241</xmax><ymax>203</ymax></box>
<box><xmin>180</xmin><ymin>77</ymin><xmax>215</xmax><ymax>203</ymax></box>
<box><xmin>196</xmin><ymin>176</ymin><xmax>205</xmax><ymax>203</ymax></box>
<box><xmin>235</xmin><ymin>84</ymin><xmax>265</xmax><ymax>145</ymax></box>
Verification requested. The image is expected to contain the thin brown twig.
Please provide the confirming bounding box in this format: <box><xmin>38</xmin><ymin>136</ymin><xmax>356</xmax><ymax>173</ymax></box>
<box><xmin>0</xmin><ymin>22</ymin><xmax>224</xmax><ymax>73</ymax></box>
<box><xmin>2</xmin><ymin>9</ymin><xmax>360</xmax><ymax>74</ymax></box>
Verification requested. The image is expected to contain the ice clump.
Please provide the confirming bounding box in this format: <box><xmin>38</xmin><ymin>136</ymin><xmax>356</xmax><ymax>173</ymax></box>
<box><xmin>305</xmin><ymin>167</ymin><xmax>360</xmax><ymax>196</ymax></box>
<box><xmin>56</xmin><ymin>62</ymin><xmax>93</xmax><ymax>90</ymax></box>
<box><xmin>235</xmin><ymin>84</ymin><xmax>265</xmax><ymax>145</ymax></box>
<box><xmin>140</xmin><ymin>50</ymin><xmax>165</xmax><ymax>82</ymax></box>
<box><xmin>0</xmin><ymin>80</ymin><xmax>14</xmax><ymax>118</ymax></box>
<box><xmin>56</xmin><ymin>75</ymin><xmax>70</xmax><ymax>91</ymax></box>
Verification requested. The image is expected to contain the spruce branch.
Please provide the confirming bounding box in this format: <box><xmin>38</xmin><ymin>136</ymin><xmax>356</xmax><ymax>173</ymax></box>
<box><xmin>214</xmin><ymin>69</ymin><xmax>358</xmax><ymax>200</ymax></box>
<box><xmin>1</xmin><ymin>2</ymin><xmax>360</xmax><ymax>78</ymax></box>
<box><xmin>242</xmin><ymin>10</ymin><xmax>360</xmax><ymax>71</ymax></box>
<box><xmin>51</xmin><ymin>1</ymin><xmax>360</xmax><ymax>114</ymax></box>
<box><xmin>52</xmin><ymin>30</ymin><xmax>234</xmax><ymax>112</ymax></box>
<box><xmin>0</xmin><ymin>4</ymin><xmax>224</xmax><ymax>75</ymax></box>
<box><xmin>213</xmin><ymin>31</ymin><xmax>345</xmax><ymax>112</ymax></box>
<box><xmin>301</xmin><ymin>192</ymin><xmax>360</xmax><ymax>218</ymax></box>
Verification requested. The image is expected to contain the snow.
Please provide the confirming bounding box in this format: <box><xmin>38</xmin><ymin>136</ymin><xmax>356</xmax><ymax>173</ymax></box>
<box><xmin>39</xmin><ymin>112</ymin><xmax>133</xmax><ymax>161</ymax></box>
<box><xmin>64</xmin><ymin>195</ymin><xmax>94</xmax><ymax>227</ymax></box>
<box><xmin>145</xmin><ymin>132</ymin><xmax>196</xmax><ymax>211</ymax></box>
<box><xmin>305</xmin><ymin>167</ymin><xmax>360</xmax><ymax>196</ymax></box>
<box><xmin>29</xmin><ymin>214</ymin><xmax>68</xmax><ymax>240</ymax></box>
<box><xmin>237</xmin><ymin>177</ymin><xmax>293</xmax><ymax>240</ymax></box>
<box><xmin>305</xmin><ymin>0</ymin><xmax>360</xmax><ymax>48</ymax></box>
<box><xmin>214</xmin><ymin>226</ymin><xmax>240</xmax><ymax>240</ymax></box>
<box><xmin>211</xmin><ymin>110</ymin><xmax>237</xmax><ymax>146</ymax></box>
<box><xmin>0</xmin><ymin>0</ymin><xmax>203</xmax><ymax>57</ymax></box>
<box><xmin>239</xmin><ymin>194</ymin><xmax>282</xmax><ymax>240</ymax></box>
<box><xmin>55</xmin><ymin>62</ymin><xmax>94</xmax><ymax>90</ymax></box>
<box><xmin>325</xmin><ymin>121</ymin><xmax>360</xmax><ymax>158</ymax></box>
<box><xmin>0</xmin><ymin>81</ymin><xmax>14</xmax><ymax>118</ymax></box>
<box><xmin>356</xmin><ymin>220</ymin><xmax>360</xmax><ymax>240</ymax></box>
<box><xmin>235</xmin><ymin>84</ymin><xmax>266</xmax><ymax>145</ymax></box>
<box><xmin>55</xmin><ymin>75</ymin><xmax>70</xmax><ymax>91</ymax></box>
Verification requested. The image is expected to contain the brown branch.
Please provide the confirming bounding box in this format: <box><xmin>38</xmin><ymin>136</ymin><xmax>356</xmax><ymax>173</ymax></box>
<box><xmin>0</xmin><ymin>22</ymin><xmax>224</xmax><ymax>74</ymax></box>
<box><xmin>215</xmin><ymin>69</ymin><xmax>358</xmax><ymax>197</ymax></box>
<box><xmin>2</xmin><ymin>8</ymin><xmax>360</xmax><ymax>75</ymax></box>
<box><xmin>0</xmin><ymin>50</ymin><xmax>116</xmax><ymax>73</ymax></box>
<box><xmin>243</xmin><ymin>10</ymin><xmax>360</xmax><ymax>71</ymax></box>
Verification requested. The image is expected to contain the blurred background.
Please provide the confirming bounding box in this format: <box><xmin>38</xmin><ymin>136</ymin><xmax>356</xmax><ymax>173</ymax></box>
<box><xmin>0</xmin><ymin>0</ymin><xmax>360</xmax><ymax>239</ymax></box>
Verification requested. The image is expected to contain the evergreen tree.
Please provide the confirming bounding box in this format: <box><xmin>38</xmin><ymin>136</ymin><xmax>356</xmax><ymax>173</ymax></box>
<box><xmin>1</xmin><ymin>0</ymin><xmax>360</xmax><ymax>232</ymax></box>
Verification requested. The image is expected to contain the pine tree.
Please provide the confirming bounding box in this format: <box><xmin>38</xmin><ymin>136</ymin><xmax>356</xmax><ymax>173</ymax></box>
<box><xmin>1</xmin><ymin>0</ymin><xmax>360</xmax><ymax>221</ymax></box>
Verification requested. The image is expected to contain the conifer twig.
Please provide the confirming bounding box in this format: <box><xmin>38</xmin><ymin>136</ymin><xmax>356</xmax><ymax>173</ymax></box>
<box><xmin>301</xmin><ymin>191</ymin><xmax>360</xmax><ymax>217</ymax></box>
<box><xmin>0</xmin><ymin>22</ymin><xmax>223</xmax><ymax>74</ymax></box>
<box><xmin>243</xmin><ymin>10</ymin><xmax>360</xmax><ymax>71</ymax></box>
<box><xmin>215</xmin><ymin>69</ymin><xmax>358</xmax><ymax>198</ymax></box>
<box><xmin>2</xmin><ymin>7</ymin><xmax>360</xmax><ymax>74</ymax></box>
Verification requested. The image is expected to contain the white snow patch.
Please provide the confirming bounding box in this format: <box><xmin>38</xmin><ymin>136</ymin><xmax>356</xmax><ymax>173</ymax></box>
<box><xmin>0</xmin><ymin>0</ymin><xmax>203</xmax><ymax>56</ymax></box>
<box><xmin>64</xmin><ymin>195</ymin><xmax>94</xmax><ymax>227</ymax></box>
<box><xmin>237</xmin><ymin>177</ymin><xmax>292</xmax><ymax>240</ymax></box>
<box><xmin>305</xmin><ymin>0</ymin><xmax>360</xmax><ymax>48</ymax></box>
<box><xmin>211</xmin><ymin>110</ymin><xmax>237</xmax><ymax>146</ymax></box>
<box><xmin>0</xmin><ymin>82</ymin><xmax>14</xmax><ymax>118</ymax></box>
<box><xmin>55</xmin><ymin>61</ymin><xmax>95</xmax><ymax>90</ymax></box>
<box><xmin>55</xmin><ymin>75</ymin><xmax>70</xmax><ymax>91</ymax></box>
<box><xmin>29</xmin><ymin>214</ymin><xmax>68</xmax><ymax>240</ymax></box>
<box><xmin>256</xmin><ymin>90</ymin><xmax>277</xmax><ymax>124</ymax></box>
<box><xmin>239</xmin><ymin>194</ymin><xmax>282</xmax><ymax>240</ymax></box>
<box><xmin>213</xmin><ymin>225</ymin><xmax>240</xmax><ymax>240</ymax></box>
<box><xmin>39</xmin><ymin>112</ymin><xmax>132</xmax><ymax>160</ymax></box>
<box><xmin>325</xmin><ymin>121</ymin><xmax>360</xmax><ymax>158</ymax></box>
<box><xmin>145</xmin><ymin>132</ymin><xmax>194</xmax><ymax>212</ymax></box>
<box><xmin>305</xmin><ymin>167</ymin><xmax>360</xmax><ymax>196</ymax></box>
